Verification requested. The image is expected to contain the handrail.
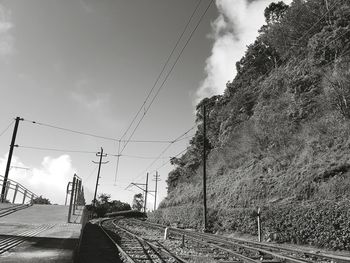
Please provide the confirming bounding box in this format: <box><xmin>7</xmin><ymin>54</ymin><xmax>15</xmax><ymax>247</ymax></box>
<box><xmin>0</xmin><ymin>175</ymin><xmax>38</xmax><ymax>203</ymax></box>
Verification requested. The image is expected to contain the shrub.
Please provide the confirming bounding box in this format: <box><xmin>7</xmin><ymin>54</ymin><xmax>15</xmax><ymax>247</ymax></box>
<box><xmin>149</xmin><ymin>201</ymin><xmax>350</xmax><ymax>250</ymax></box>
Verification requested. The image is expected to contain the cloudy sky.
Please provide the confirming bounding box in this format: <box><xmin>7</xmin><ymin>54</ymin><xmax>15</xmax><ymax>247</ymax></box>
<box><xmin>0</xmin><ymin>0</ymin><xmax>290</xmax><ymax>206</ymax></box>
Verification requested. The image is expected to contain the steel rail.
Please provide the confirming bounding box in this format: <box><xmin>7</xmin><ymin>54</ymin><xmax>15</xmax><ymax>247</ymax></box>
<box><xmin>114</xmin><ymin>218</ymin><xmax>255</xmax><ymax>263</ymax></box>
<box><xmin>111</xmin><ymin>220</ymin><xmax>189</xmax><ymax>263</ymax></box>
<box><xmin>129</xmin><ymin>219</ymin><xmax>350</xmax><ymax>263</ymax></box>
<box><xmin>98</xmin><ymin>219</ymin><xmax>137</xmax><ymax>263</ymax></box>
<box><xmin>225</xmin><ymin>237</ymin><xmax>350</xmax><ymax>263</ymax></box>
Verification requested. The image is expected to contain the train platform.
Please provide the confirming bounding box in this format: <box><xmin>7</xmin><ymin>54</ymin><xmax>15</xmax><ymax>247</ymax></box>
<box><xmin>0</xmin><ymin>204</ymin><xmax>83</xmax><ymax>262</ymax></box>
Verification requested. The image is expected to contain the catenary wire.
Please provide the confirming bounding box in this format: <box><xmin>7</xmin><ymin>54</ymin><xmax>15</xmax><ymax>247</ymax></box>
<box><xmin>21</xmin><ymin>118</ymin><xmax>177</xmax><ymax>143</ymax></box>
<box><xmin>130</xmin><ymin>126</ymin><xmax>196</xmax><ymax>183</ymax></box>
<box><xmin>118</xmin><ymin>0</ymin><xmax>205</xmax><ymax>144</ymax></box>
<box><xmin>16</xmin><ymin>145</ymin><xmax>97</xmax><ymax>154</ymax></box>
<box><xmin>119</xmin><ymin>0</ymin><xmax>214</xmax><ymax>155</ymax></box>
<box><xmin>0</xmin><ymin>119</ymin><xmax>15</xmax><ymax>138</ymax></box>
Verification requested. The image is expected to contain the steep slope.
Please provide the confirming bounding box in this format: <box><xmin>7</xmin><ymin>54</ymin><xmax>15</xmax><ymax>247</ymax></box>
<box><xmin>150</xmin><ymin>0</ymin><xmax>350</xmax><ymax>250</ymax></box>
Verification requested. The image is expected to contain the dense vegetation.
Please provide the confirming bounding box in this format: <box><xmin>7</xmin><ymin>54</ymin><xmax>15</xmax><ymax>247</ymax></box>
<box><xmin>32</xmin><ymin>195</ymin><xmax>51</xmax><ymax>205</ymax></box>
<box><xmin>150</xmin><ymin>0</ymin><xmax>350</xmax><ymax>250</ymax></box>
<box><xmin>86</xmin><ymin>193</ymin><xmax>131</xmax><ymax>217</ymax></box>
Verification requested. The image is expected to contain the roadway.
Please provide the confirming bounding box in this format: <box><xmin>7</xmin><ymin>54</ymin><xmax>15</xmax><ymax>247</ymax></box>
<box><xmin>0</xmin><ymin>204</ymin><xmax>82</xmax><ymax>262</ymax></box>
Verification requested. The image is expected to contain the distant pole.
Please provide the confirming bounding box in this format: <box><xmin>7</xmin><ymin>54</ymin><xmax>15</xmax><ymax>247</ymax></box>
<box><xmin>144</xmin><ymin>172</ymin><xmax>149</xmax><ymax>213</ymax></box>
<box><xmin>68</xmin><ymin>175</ymin><xmax>76</xmax><ymax>223</ymax></box>
<box><xmin>1</xmin><ymin>117</ymin><xmax>22</xmax><ymax>203</ymax></box>
<box><xmin>153</xmin><ymin>171</ymin><xmax>160</xmax><ymax>211</ymax></box>
<box><xmin>73</xmin><ymin>177</ymin><xmax>80</xmax><ymax>215</ymax></box>
<box><xmin>93</xmin><ymin>147</ymin><xmax>108</xmax><ymax>206</ymax></box>
<box><xmin>12</xmin><ymin>184</ymin><xmax>18</xmax><ymax>204</ymax></box>
<box><xmin>257</xmin><ymin>207</ymin><xmax>262</xmax><ymax>242</ymax></box>
<box><xmin>203</xmin><ymin>104</ymin><xmax>208</xmax><ymax>231</ymax></box>
<box><xmin>65</xmin><ymin>182</ymin><xmax>72</xmax><ymax>206</ymax></box>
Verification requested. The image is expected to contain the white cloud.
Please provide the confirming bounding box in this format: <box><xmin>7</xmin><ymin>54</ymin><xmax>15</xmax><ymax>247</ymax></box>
<box><xmin>0</xmin><ymin>154</ymin><xmax>76</xmax><ymax>204</ymax></box>
<box><xmin>0</xmin><ymin>4</ymin><xmax>14</xmax><ymax>56</ymax></box>
<box><xmin>196</xmin><ymin>0</ymin><xmax>291</xmax><ymax>101</ymax></box>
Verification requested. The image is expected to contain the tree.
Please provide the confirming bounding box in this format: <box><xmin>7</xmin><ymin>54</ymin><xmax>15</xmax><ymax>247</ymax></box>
<box><xmin>86</xmin><ymin>193</ymin><xmax>131</xmax><ymax>217</ymax></box>
<box><xmin>264</xmin><ymin>1</ymin><xmax>289</xmax><ymax>25</ymax></box>
<box><xmin>109</xmin><ymin>200</ymin><xmax>131</xmax><ymax>212</ymax></box>
<box><xmin>32</xmin><ymin>196</ymin><xmax>51</xmax><ymax>205</ymax></box>
<box><xmin>132</xmin><ymin>193</ymin><xmax>144</xmax><ymax>211</ymax></box>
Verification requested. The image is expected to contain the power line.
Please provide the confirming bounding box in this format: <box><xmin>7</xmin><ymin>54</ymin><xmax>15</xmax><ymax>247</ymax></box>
<box><xmin>0</xmin><ymin>119</ymin><xmax>15</xmax><ymax>138</ymax></box>
<box><xmin>118</xmin><ymin>0</ymin><xmax>205</xmax><ymax>145</ymax></box>
<box><xmin>292</xmin><ymin>0</ymin><xmax>339</xmax><ymax>47</ymax></box>
<box><xmin>235</xmin><ymin>0</ymin><xmax>341</xmax><ymax>85</ymax></box>
<box><xmin>16</xmin><ymin>145</ymin><xmax>97</xmax><ymax>154</ymax></box>
<box><xmin>112</xmin><ymin>154</ymin><xmax>170</xmax><ymax>160</ymax></box>
<box><xmin>119</xmin><ymin>0</ymin><xmax>214</xmax><ymax>155</ymax></box>
<box><xmin>151</xmin><ymin>147</ymin><xmax>189</xmax><ymax>172</ymax></box>
<box><xmin>15</xmin><ymin>143</ymin><xmax>193</xmax><ymax>160</ymax></box>
<box><xmin>21</xmin><ymin>118</ymin><xmax>177</xmax><ymax>143</ymax></box>
<box><xmin>85</xmin><ymin>165</ymin><xmax>98</xmax><ymax>182</ymax></box>
<box><xmin>131</xmin><ymin>126</ymin><xmax>196</xmax><ymax>182</ymax></box>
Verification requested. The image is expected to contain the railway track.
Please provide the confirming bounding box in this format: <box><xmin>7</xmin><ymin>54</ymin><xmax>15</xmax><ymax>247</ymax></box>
<box><xmin>100</xmin><ymin>219</ymin><xmax>188</xmax><ymax>263</ymax></box>
<box><xmin>0</xmin><ymin>224</ymin><xmax>55</xmax><ymax>254</ymax></box>
<box><xmin>115</xmin><ymin>218</ymin><xmax>350</xmax><ymax>263</ymax></box>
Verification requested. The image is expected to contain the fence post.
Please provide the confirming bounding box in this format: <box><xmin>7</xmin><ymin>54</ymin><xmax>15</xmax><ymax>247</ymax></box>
<box><xmin>73</xmin><ymin>179</ymin><xmax>79</xmax><ymax>215</ymax></box>
<box><xmin>12</xmin><ymin>184</ymin><xmax>18</xmax><ymax>203</ymax></box>
<box><xmin>257</xmin><ymin>207</ymin><xmax>261</xmax><ymax>242</ymax></box>
<box><xmin>4</xmin><ymin>181</ymin><xmax>11</xmax><ymax>201</ymax></box>
<box><xmin>22</xmin><ymin>190</ymin><xmax>27</xmax><ymax>204</ymax></box>
<box><xmin>68</xmin><ymin>175</ymin><xmax>77</xmax><ymax>223</ymax></box>
<box><xmin>164</xmin><ymin>228</ymin><xmax>169</xmax><ymax>240</ymax></box>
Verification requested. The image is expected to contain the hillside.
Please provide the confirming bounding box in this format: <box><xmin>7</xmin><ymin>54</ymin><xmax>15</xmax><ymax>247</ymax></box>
<box><xmin>150</xmin><ymin>0</ymin><xmax>350</xmax><ymax>250</ymax></box>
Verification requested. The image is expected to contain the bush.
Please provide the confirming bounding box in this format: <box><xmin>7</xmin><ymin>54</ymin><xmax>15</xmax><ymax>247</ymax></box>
<box><xmin>32</xmin><ymin>196</ymin><xmax>51</xmax><ymax>205</ymax></box>
<box><xmin>149</xmin><ymin>201</ymin><xmax>350</xmax><ymax>250</ymax></box>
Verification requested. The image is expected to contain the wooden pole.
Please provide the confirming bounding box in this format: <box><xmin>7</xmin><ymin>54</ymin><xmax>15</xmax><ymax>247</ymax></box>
<box><xmin>203</xmin><ymin>104</ymin><xmax>208</xmax><ymax>231</ymax></box>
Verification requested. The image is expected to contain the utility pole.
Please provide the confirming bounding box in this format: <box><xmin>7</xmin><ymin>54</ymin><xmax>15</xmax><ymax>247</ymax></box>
<box><xmin>129</xmin><ymin>172</ymin><xmax>154</xmax><ymax>213</ymax></box>
<box><xmin>92</xmin><ymin>147</ymin><xmax>108</xmax><ymax>206</ymax></box>
<box><xmin>144</xmin><ymin>172</ymin><xmax>149</xmax><ymax>213</ymax></box>
<box><xmin>202</xmin><ymin>104</ymin><xmax>208</xmax><ymax>231</ymax></box>
<box><xmin>67</xmin><ymin>174</ymin><xmax>77</xmax><ymax>223</ymax></box>
<box><xmin>153</xmin><ymin>171</ymin><xmax>161</xmax><ymax>211</ymax></box>
<box><xmin>1</xmin><ymin>117</ymin><xmax>23</xmax><ymax>203</ymax></box>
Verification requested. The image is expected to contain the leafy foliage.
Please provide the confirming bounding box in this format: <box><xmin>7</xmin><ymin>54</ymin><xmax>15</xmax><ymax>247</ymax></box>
<box><xmin>150</xmin><ymin>201</ymin><xmax>350</xmax><ymax>250</ymax></box>
<box><xmin>132</xmin><ymin>193</ymin><xmax>144</xmax><ymax>211</ymax></box>
<box><xmin>32</xmin><ymin>196</ymin><xmax>51</xmax><ymax>205</ymax></box>
<box><xmin>86</xmin><ymin>193</ymin><xmax>131</xmax><ymax>218</ymax></box>
<box><xmin>161</xmin><ymin>0</ymin><xmax>350</xmax><ymax>250</ymax></box>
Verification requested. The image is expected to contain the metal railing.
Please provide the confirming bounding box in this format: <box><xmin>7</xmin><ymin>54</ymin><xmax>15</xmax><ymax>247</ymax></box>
<box><xmin>0</xmin><ymin>175</ymin><xmax>38</xmax><ymax>204</ymax></box>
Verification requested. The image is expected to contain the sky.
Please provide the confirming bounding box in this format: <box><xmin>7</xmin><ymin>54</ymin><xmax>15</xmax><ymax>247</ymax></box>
<box><xmin>0</xmin><ymin>0</ymin><xmax>291</xmax><ymax>207</ymax></box>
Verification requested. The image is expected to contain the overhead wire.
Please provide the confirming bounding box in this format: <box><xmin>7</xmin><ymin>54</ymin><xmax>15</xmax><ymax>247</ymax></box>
<box><xmin>15</xmin><ymin>144</ymin><xmax>184</xmax><ymax>160</ymax></box>
<box><xmin>85</xmin><ymin>165</ymin><xmax>98</xmax><ymax>182</ymax></box>
<box><xmin>118</xmin><ymin>0</ymin><xmax>205</xmax><ymax>145</ymax></box>
<box><xmin>152</xmin><ymin>147</ymin><xmax>189</xmax><ymax>172</ymax></box>
<box><xmin>130</xmin><ymin>125</ymin><xmax>196</xmax><ymax>183</ymax></box>
<box><xmin>16</xmin><ymin>145</ymin><xmax>97</xmax><ymax>154</ymax></box>
<box><xmin>122</xmin><ymin>0</ymin><xmax>338</xmax><ymax>188</ymax></box>
<box><xmin>119</xmin><ymin>0</ymin><xmax>214</xmax><ymax>155</ymax></box>
<box><xmin>230</xmin><ymin>0</ymin><xmax>344</xmax><ymax>103</ymax></box>
<box><xmin>0</xmin><ymin>119</ymin><xmax>15</xmax><ymax>138</ymax></box>
<box><xmin>21</xmin><ymin>118</ymin><xmax>178</xmax><ymax>143</ymax></box>
<box><xmin>113</xmin><ymin>0</ymin><xmax>213</xmax><ymax>186</ymax></box>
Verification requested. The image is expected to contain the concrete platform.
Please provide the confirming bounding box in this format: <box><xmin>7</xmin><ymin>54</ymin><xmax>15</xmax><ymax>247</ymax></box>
<box><xmin>0</xmin><ymin>204</ymin><xmax>83</xmax><ymax>262</ymax></box>
<box><xmin>0</xmin><ymin>205</ymin><xmax>82</xmax><ymax>224</ymax></box>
